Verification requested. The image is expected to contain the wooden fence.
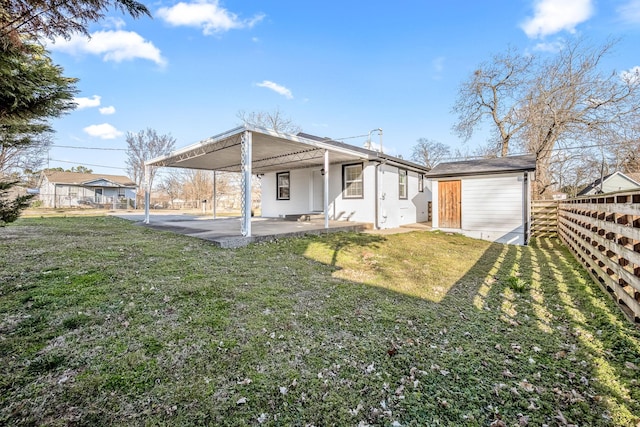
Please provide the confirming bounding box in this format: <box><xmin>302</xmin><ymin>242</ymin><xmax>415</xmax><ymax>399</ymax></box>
<box><xmin>557</xmin><ymin>191</ymin><xmax>640</xmax><ymax>323</ymax></box>
<box><xmin>531</xmin><ymin>200</ymin><xmax>559</xmax><ymax>237</ymax></box>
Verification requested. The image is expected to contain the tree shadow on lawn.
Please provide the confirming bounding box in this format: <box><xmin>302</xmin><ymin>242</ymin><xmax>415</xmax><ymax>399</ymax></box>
<box><xmin>2</xmin><ymin>219</ymin><xmax>639</xmax><ymax>426</ymax></box>
<box><xmin>298</xmin><ymin>231</ymin><xmax>640</xmax><ymax>426</ymax></box>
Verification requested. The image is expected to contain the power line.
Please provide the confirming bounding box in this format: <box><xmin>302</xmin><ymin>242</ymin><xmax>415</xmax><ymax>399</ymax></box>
<box><xmin>52</xmin><ymin>144</ymin><xmax>127</xmax><ymax>151</ymax></box>
<box><xmin>49</xmin><ymin>158</ymin><xmax>127</xmax><ymax>171</ymax></box>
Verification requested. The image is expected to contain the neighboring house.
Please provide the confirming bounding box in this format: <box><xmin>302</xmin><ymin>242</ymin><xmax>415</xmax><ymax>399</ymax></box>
<box><xmin>426</xmin><ymin>155</ymin><xmax>536</xmax><ymax>245</ymax></box>
<box><xmin>146</xmin><ymin>125</ymin><xmax>431</xmax><ymax>230</ymax></box>
<box><xmin>577</xmin><ymin>171</ymin><xmax>640</xmax><ymax>196</ymax></box>
<box><xmin>38</xmin><ymin>171</ymin><xmax>137</xmax><ymax>208</ymax></box>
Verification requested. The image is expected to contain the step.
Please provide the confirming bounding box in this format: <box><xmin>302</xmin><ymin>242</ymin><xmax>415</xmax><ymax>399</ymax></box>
<box><xmin>283</xmin><ymin>213</ymin><xmax>325</xmax><ymax>222</ymax></box>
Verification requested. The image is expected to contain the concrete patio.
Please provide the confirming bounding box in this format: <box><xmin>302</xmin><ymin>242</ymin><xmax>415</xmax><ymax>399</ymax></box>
<box><xmin>111</xmin><ymin>212</ymin><xmax>370</xmax><ymax>248</ymax></box>
<box><xmin>111</xmin><ymin>212</ymin><xmax>431</xmax><ymax>248</ymax></box>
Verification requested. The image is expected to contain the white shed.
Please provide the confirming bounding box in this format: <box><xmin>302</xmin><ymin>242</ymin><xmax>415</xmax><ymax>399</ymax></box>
<box><xmin>426</xmin><ymin>155</ymin><xmax>536</xmax><ymax>245</ymax></box>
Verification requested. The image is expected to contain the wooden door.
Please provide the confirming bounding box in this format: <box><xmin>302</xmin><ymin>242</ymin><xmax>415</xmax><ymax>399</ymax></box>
<box><xmin>438</xmin><ymin>180</ymin><xmax>461</xmax><ymax>229</ymax></box>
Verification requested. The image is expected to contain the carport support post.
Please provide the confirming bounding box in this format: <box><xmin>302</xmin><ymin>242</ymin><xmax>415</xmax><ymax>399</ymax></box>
<box><xmin>143</xmin><ymin>165</ymin><xmax>150</xmax><ymax>224</ymax></box>
<box><xmin>324</xmin><ymin>149</ymin><xmax>329</xmax><ymax>229</ymax></box>
<box><xmin>241</xmin><ymin>131</ymin><xmax>252</xmax><ymax>237</ymax></box>
<box><xmin>212</xmin><ymin>171</ymin><xmax>217</xmax><ymax>220</ymax></box>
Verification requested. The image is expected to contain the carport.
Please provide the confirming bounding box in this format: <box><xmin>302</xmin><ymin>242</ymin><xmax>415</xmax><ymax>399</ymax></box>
<box><xmin>144</xmin><ymin>125</ymin><xmax>375</xmax><ymax>239</ymax></box>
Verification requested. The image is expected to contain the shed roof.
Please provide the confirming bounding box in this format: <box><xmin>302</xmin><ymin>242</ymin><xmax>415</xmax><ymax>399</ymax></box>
<box><xmin>426</xmin><ymin>154</ymin><xmax>536</xmax><ymax>178</ymax></box>
<box><xmin>42</xmin><ymin>171</ymin><xmax>136</xmax><ymax>187</ymax></box>
<box><xmin>146</xmin><ymin>125</ymin><xmax>429</xmax><ymax>174</ymax></box>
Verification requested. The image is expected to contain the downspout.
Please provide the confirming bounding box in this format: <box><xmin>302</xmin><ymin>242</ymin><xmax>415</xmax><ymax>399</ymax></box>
<box><xmin>374</xmin><ymin>157</ymin><xmax>388</xmax><ymax>230</ymax></box>
<box><xmin>523</xmin><ymin>172</ymin><xmax>529</xmax><ymax>245</ymax></box>
<box><xmin>374</xmin><ymin>161</ymin><xmax>380</xmax><ymax>230</ymax></box>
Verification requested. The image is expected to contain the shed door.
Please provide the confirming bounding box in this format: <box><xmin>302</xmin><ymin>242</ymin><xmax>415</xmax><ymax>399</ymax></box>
<box><xmin>438</xmin><ymin>180</ymin><xmax>461</xmax><ymax>229</ymax></box>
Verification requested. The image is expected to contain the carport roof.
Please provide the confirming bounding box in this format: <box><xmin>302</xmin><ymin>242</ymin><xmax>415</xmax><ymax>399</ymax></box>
<box><xmin>146</xmin><ymin>125</ymin><xmax>428</xmax><ymax>174</ymax></box>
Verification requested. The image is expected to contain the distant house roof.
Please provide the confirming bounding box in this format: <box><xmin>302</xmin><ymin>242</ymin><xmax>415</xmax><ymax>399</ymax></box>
<box><xmin>42</xmin><ymin>171</ymin><xmax>136</xmax><ymax>187</ymax></box>
<box><xmin>577</xmin><ymin>171</ymin><xmax>640</xmax><ymax>196</ymax></box>
<box><xmin>425</xmin><ymin>154</ymin><xmax>536</xmax><ymax>178</ymax></box>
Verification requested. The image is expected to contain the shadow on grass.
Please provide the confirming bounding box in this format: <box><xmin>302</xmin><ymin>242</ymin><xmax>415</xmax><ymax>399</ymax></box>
<box><xmin>298</xmin><ymin>231</ymin><xmax>640</xmax><ymax>425</ymax></box>
<box><xmin>2</xmin><ymin>219</ymin><xmax>639</xmax><ymax>426</ymax></box>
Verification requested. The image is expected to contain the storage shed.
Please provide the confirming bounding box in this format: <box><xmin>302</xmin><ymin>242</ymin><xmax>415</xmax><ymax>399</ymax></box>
<box><xmin>426</xmin><ymin>155</ymin><xmax>536</xmax><ymax>245</ymax></box>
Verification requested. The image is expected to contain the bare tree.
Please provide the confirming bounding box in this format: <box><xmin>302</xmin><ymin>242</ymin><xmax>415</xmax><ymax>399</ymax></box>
<box><xmin>125</xmin><ymin>128</ymin><xmax>176</xmax><ymax>206</ymax></box>
<box><xmin>453</xmin><ymin>38</ymin><xmax>640</xmax><ymax>199</ymax></box>
<box><xmin>520</xmin><ymin>39</ymin><xmax>640</xmax><ymax>197</ymax></box>
<box><xmin>0</xmin><ymin>134</ymin><xmax>50</xmax><ymax>177</ymax></box>
<box><xmin>236</xmin><ymin>107</ymin><xmax>302</xmax><ymax>134</ymax></box>
<box><xmin>452</xmin><ymin>47</ymin><xmax>533</xmax><ymax>157</ymax></box>
<box><xmin>410</xmin><ymin>138</ymin><xmax>451</xmax><ymax>170</ymax></box>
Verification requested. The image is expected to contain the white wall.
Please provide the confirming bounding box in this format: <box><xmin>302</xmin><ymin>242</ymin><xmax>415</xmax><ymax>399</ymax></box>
<box><xmin>260</xmin><ymin>161</ymin><xmax>431</xmax><ymax>228</ymax></box>
<box><xmin>431</xmin><ymin>172</ymin><xmax>531</xmax><ymax>245</ymax></box>
<box><xmin>377</xmin><ymin>164</ymin><xmax>430</xmax><ymax>228</ymax></box>
<box><xmin>261</xmin><ymin>169</ymin><xmax>313</xmax><ymax>217</ymax></box>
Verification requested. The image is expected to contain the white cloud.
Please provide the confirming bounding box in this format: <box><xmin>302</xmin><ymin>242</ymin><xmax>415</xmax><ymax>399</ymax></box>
<box><xmin>256</xmin><ymin>80</ymin><xmax>293</xmax><ymax>99</ymax></box>
<box><xmin>83</xmin><ymin>123</ymin><xmax>124</xmax><ymax>139</ymax></box>
<box><xmin>99</xmin><ymin>106</ymin><xmax>116</xmax><ymax>115</ymax></box>
<box><xmin>617</xmin><ymin>0</ymin><xmax>640</xmax><ymax>23</ymax></box>
<box><xmin>521</xmin><ymin>0</ymin><xmax>593</xmax><ymax>38</ymax></box>
<box><xmin>74</xmin><ymin>95</ymin><xmax>101</xmax><ymax>109</ymax></box>
<box><xmin>50</xmin><ymin>30</ymin><xmax>166</xmax><ymax>66</ymax></box>
<box><xmin>621</xmin><ymin>66</ymin><xmax>640</xmax><ymax>84</ymax></box>
<box><xmin>157</xmin><ymin>0</ymin><xmax>265</xmax><ymax>35</ymax></box>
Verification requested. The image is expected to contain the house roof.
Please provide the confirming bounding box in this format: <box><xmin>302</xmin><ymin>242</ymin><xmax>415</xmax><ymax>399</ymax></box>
<box><xmin>577</xmin><ymin>171</ymin><xmax>640</xmax><ymax>196</ymax></box>
<box><xmin>425</xmin><ymin>154</ymin><xmax>537</xmax><ymax>178</ymax></box>
<box><xmin>42</xmin><ymin>171</ymin><xmax>136</xmax><ymax>187</ymax></box>
<box><xmin>146</xmin><ymin>125</ymin><xmax>430</xmax><ymax>174</ymax></box>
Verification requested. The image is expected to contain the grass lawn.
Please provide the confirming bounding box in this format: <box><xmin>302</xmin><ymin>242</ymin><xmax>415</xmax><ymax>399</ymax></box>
<box><xmin>1</xmin><ymin>216</ymin><xmax>639</xmax><ymax>426</ymax></box>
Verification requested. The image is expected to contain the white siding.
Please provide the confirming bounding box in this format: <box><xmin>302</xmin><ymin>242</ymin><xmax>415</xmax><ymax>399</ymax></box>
<box><xmin>377</xmin><ymin>165</ymin><xmax>430</xmax><ymax>228</ymax></box>
<box><xmin>261</xmin><ymin>169</ymin><xmax>313</xmax><ymax>217</ymax></box>
<box><xmin>260</xmin><ymin>161</ymin><xmax>431</xmax><ymax>228</ymax></box>
<box><xmin>600</xmin><ymin>174</ymin><xmax>640</xmax><ymax>194</ymax></box>
<box><xmin>461</xmin><ymin>173</ymin><xmax>525</xmax><ymax>244</ymax></box>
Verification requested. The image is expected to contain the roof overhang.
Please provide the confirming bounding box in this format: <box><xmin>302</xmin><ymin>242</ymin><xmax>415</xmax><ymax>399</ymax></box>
<box><xmin>146</xmin><ymin>125</ymin><xmax>379</xmax><ymax>174</ymax></box>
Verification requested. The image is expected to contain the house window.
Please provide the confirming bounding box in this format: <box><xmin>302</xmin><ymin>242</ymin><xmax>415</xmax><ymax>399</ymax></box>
<box><xmin>68</xmin><ymin>187</ymin><xmax>78</xmax><ymax>197</ymax></box>
<box><xmin>118</xmin><ymin>188</ymin><xmax>126</xmax><ymax>197</ymax></box>
<box><xmin>276</xmin><ymin>172</ymin><xmax>290</xmax><ymax>200</ymax></box>
<box><xmin>418</xmin><ymin>174</ymin><xmax>424</xmax><ymax>192</ymax></box>
<box><xmin>343</xmin><ymin>163</ymin><xmax>363</xmax><ymax>199</ymax></box>
<box><xmin>399</xmin><ymin>169</ymin><xmax>408</xmax><ymax>199</ymax></box>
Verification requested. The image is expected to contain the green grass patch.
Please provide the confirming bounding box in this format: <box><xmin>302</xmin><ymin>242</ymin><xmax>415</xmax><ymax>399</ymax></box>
<box><xmin>1</xmin><ymin>216</ymin><xmax>639</xmax><ymax>426</ymax></box>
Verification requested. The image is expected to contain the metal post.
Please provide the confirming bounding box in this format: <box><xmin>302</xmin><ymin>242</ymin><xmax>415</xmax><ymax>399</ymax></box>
<box><xmin>144</xmin><ymin>165</ymin><xmax>150</xmax><ymax>224</ymax></box>
<box><xmin>324</xmin><ymin>149</ymin><xmax>329</xmax><ymax>229</ymax></box>
<box><xmin>212</xmin><ymin>171</ymin><xmax>217</xmax><ymax>220</ymax></box>
<box><xmin>241</xmin><ymin>131</ymin><xmax>252</xmax><ymax>237</ymax></box>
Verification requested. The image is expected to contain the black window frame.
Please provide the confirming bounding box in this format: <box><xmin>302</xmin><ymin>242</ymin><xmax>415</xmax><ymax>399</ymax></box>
<box><xmin>342</xmin><ymin>162</ymin><xmax>364</xmax><ymax>199</ymax></box>
<box><xmin>276</xmin><ymin>171</ymin><xmax>290</xmax><ymax>200</ymax></box>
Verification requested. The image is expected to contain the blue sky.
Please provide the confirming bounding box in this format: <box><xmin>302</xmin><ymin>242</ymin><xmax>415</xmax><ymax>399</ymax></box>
<box><xmin>46</xmin><ymin>0</ymin><xmax>640</xmax><ymax>175</ymax></box>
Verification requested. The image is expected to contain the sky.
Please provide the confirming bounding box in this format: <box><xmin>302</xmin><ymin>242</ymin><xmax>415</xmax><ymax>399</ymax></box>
<box><xmin>45</xmin><ymin>0</ymin><xmax>640</xmax><ymax>176</ymax></box>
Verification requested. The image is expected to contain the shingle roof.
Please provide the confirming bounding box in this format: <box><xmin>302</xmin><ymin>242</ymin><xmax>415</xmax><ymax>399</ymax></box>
<box><xmin>297</xmin><ymin>132</ymin><xmax>430</xmax><ymax>173</ymax></box>
<box><xmin>425</xmin><ymin>154</ymin><xmax>536</xmax><ymax>178</ymax></box>
<box><xmin>42</xmin><ymin>171</ymin><xmax>136</xmax><ymax>187</ymax></box>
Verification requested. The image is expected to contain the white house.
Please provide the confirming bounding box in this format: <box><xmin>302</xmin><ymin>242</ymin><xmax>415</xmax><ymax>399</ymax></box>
<box><xmin>577</xmin><ymin>171</ymin><xmax>640</xmax><ymax>196</ymax></box>
<box><xmin>146</xmin><ymin>126</ymin><xmax>431</xmax><ymax>233</ymax></box>
<box><xmin>38</xmin><ymin>170</ymin><xmax>137</xmax><ymax>208</ymax></box>
<box><xmin>426</xmin><ymin>155</ymin><xmax>536</xmax><ymax>245</ymax></box>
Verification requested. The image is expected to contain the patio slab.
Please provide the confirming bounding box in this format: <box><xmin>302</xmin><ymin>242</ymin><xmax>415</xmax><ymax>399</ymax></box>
<box><xmin>111</xmin><ymin>213</ymin><xmax>369</xmax><ymax>248</ymax></box>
